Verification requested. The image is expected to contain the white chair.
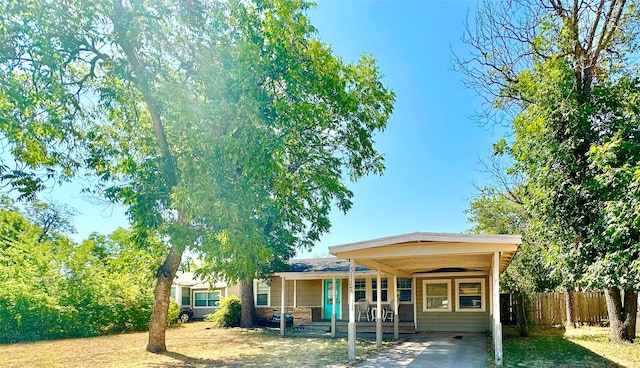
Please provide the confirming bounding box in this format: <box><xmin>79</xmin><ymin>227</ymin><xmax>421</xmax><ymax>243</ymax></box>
<box><xmin>383</xmin><ymin>299</ymin><xmax>395</xmax><ymax>322</ymax></box>
<box><xmin>356</xmin><ymin>298</ymin><xmax>371</xmax><ymax>321</ymax></box>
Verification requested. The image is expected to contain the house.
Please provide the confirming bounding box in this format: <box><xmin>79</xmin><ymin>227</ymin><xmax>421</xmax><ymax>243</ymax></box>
<box><xmin>170</xmin><ymin>271</ymin><xmax>239</xmax><ymax>320</ymax></box>
<box><xmin>171</xmin><ymin>232</ymin><xmax>520</xmax><ymax>365</ymax></box>
<box><xmin>264</xmin><ymin>232</ymin><xmax>521</xmax><ymax>365</ymax></box>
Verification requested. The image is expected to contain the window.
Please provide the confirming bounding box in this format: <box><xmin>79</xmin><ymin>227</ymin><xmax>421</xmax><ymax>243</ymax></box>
<box><xmin>194</xmin><ymin>291</ymin><xmax>221</xmax><ymax>307</ymax></box>
<box><xmin>372</xmin><ymin>278</ymin><xmax>388</xmax><ymax>302</ymax></box>
<box><xmin>455</xmin><ymin>279</ymin><xmax>485</xmax><ymax>312</ymax></box>
<box><xmin>397</xmin><ymin>278</ymin><xmax>412</xmax><ymax>302</ymax></box>
<box><xmin>170</xmin><ymin>287</ymin><xmax>176</xmax><ymax>301</ymax></box>
<box><xmin>423</xmin><ymin>280</ymin><xmax>451</xmax><ymax>312</ymax></box>
<box><xmin>255</xmin><ymin>280</ymin><xmax>270</xmax><ymax>306</ymax></box>
<box><xmin>181</xmin><ymin>287</ymin><xmax>190</xmax><ymax>306</ymax></box>
<box><xmin>355</xmin><ymin>279</ymin><xmax>366</xmax><ymax>301</ymax></box>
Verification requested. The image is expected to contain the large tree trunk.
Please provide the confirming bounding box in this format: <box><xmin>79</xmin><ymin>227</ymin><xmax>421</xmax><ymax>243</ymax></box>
<box><xmin>111</xmin><ymin>0</ymin><xmax>184</xmax><ymax>354</ymax></box>
<box><xmin>514</xmin><ymin>291</ymin><xmax>530</xmax><ymax>337</ymax></box>
<box><xmin>240</xmin><ymin>278</ymin><xmax>257</xmax><ymax>328</ymax></box>
<box><xmin>565</xmin><ymin>290</ymin><xmax>577</xmax><ymax>329</ymax></box>
<box><xmin>604</xmin><ymin>287</ymin><xmax>637</xmax><ymax>343</ymax></box>
<box><xmin>146</xmin><ymin>244</ymin><xmax>184</xmax><ymax>352</ymax></box>
<box><xmin>623</xmin><ymin>289</ymin><xmax>637</xmax><ymax>341</ymax></box>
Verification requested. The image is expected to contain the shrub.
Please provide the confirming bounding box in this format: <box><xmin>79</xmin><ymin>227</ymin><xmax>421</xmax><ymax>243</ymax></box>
<box><xmin>206</xmin><ymin>295</ymin><xmax>241</xmax><ymax>327</ymax></box>
<box><xmin>167</xmin><ymin>299</ymin><xmax>181</xmax><ymax>327</ymax></box>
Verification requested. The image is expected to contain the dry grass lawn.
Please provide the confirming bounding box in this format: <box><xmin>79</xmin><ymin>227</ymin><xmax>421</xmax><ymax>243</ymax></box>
<box><xmin>1</xmin><ymin>322</ymin><xmax>387</xmax><ymax>368</ymax></box>
<box><xmin>496</xmin><ymin>326</ymin><xmax>640</xmax><ymax>368</ymax></box>
<box><xmin>564</xmin><ymin>327</ymin><xmax>640</xmax><ymax>368</ymax></box>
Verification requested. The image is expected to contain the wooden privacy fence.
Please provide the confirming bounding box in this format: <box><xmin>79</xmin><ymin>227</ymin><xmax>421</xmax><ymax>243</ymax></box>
<box><xmin>501</xmin><ymin>292</ymin><xmax>608</xmax><ymax>326</ymax></box>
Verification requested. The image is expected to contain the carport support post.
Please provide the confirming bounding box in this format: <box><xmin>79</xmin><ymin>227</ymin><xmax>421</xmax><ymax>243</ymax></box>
<box><xmin>348</xmin><ymin>259</ymin><xmax>356</xmax><ymax>360</ymax></box>
<box><xmin>280</xmin><ymin>276</ymin><xmax>286</xmax><ymax>337</ymax></box>
<box><xmin>331</xmin><ymin>276</ymin><xmax>337</xmax><ymax>338</ymax></box>
<box><xmin>376</xmin><ymin>269</ymin><xmax>382</xmax><ymax>348</ymax></box>
<box><xmin>493</xmin><ymin>251</ymin><xmax>503</xmax><ymax>366</ymax></box>
<box><xmin>393</xmin><ymin>275</ymin><xmax>399</xmax><ymax>340</ymax></box>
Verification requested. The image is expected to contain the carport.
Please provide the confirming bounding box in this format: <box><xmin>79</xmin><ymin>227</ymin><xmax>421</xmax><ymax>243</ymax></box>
<box><xmin>328</xmin><ymin>232</ymin><xmax>520</xmax><ymax>366</ymax></box>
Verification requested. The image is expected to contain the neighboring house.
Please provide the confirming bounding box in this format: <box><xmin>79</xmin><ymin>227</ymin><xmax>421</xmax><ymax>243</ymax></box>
<box><xmin>170</xmin><ymin>272</ymin><xmax>239</xmax><ymax>320</ymax></box>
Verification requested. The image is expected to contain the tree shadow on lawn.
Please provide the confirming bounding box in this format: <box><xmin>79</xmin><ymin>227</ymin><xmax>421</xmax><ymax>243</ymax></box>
<box><xmin>154</xmin><ymin>351</ymin><xmax>227</xmax><ymax>367</ymax></box>
<box><xmin>501</xmin><ymin>327</ymin><xmax>623</xmax><ymax>368</ymax></box>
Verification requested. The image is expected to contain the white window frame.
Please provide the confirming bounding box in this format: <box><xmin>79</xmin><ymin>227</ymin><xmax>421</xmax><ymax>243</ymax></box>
<box><xmin>397</xmin><ymin>277</ymin><xmax>413</xmax><ymax>303</ymax></box>
<box><xmin>354</xmin><ymin>278</ymin><xmax>366</xmax><ymax>301</ymax></box>
<box><xmin>193</xmin><ymin>290</ymin><xmax>221</xmax><ymax>308</ymax></box>
<box><xmin>422</xmin><ymin>279</ymin><xmax>452</xmax><ymax>312</ymax></box>
<box><xmin>254</xmin><ymin>279</ymin><xmax>271</xmax><ymax>307</ymax></box>
<box><xmin>372</xmin><ymin>277</ymin><xmax>389</xmax><ymax>302</ymax></box>
<box><xmin>181</xmin><ymin>287</ymin><xmax>191</xmax><ymax>306</ymax></box>
<box><xmin>455</xmin><ymin>278</ymin><xmax>486</xmax><ymax>312</ymax></box>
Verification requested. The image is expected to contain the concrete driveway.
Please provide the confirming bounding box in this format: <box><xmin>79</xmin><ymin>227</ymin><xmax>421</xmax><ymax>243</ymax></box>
<box><xmin>356</xmin><ymin>332</ymin><xmax>488</xmax><ymax>368</ymax></box>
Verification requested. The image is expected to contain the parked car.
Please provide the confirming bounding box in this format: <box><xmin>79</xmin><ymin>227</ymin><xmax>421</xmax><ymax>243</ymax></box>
<box><xmin>179</xmin><ymin>306</ymin><xmax>193</xmax><ymax>323</ymax></box>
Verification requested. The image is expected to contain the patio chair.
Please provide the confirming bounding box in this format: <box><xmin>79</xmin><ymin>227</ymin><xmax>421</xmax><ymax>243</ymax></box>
<box><xmin>356</xmin><ymin>298</ymin><xmax>371</xmax><ymax>321</ymax></box>
<box><xmin>383</xmin><ymin>299</ymin><xmax>395</xmax><ymax>322</ymax></box>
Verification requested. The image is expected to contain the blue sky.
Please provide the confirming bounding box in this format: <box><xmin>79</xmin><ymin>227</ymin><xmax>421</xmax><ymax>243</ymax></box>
<box><xmin>54</xmin><ymin>0</ymin><xmax>508</xmax><ymax>256</ymax></box>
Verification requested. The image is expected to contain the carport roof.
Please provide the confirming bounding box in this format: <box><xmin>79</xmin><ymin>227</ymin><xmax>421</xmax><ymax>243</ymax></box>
<box><xmin>328</xmin><ymin>232</ymin><xmax>521</xmax><ymax>277</ymax></box>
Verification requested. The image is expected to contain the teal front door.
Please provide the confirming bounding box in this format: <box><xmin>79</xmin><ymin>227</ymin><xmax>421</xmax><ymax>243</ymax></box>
<box><xmin>323</xmin><ymin>279</ymin><xmax>341</xmax><ymax>320</ymax></box>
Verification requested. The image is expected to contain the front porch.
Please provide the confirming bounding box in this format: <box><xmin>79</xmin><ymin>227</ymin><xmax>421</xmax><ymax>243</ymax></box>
<box><xmin>269</xmin><ymin>232</ymin><xmax>520</xmax><ymax>366</ymax></box>
<box><xmin>298</xmin><ymin>320</ymin><xmax>417</xmax><ymax>335</ymax></box>
<box><xmin>327</xmin><ymin>232</ymin><xmax>520</xmax><ymax>366</ymax></box>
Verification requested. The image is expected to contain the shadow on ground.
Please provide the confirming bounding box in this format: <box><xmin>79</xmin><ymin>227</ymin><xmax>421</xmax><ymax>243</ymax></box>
<box><xmin>153</xmin><ymin>351</ymin><xmax>226</xmax><ymax>367</ymax></box>
<box><xmin>499</xmin><ymin>327</ymin><xmax>623</xmax><ymax>368</ymax></box>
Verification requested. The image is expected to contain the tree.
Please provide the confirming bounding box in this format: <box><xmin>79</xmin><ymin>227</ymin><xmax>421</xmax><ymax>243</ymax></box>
<box><xmin>0</xmin><ymin>196</ymin><xmax>162</xmax><ymax>342</ymax></box>
<box><xmin>0</xmin><ymin>0</ymin><xmax>394</xmax><ymax>351</ymax></box>
<box><xmin>459</xmin><ymin>0</ymin><xmax>640</xmax><ymax>342</ymax></box>
<box><xmin>22</xmin><ymin>199</ymin><xmax>77</xmax><ymax>243</ymax></box>
<box><xmin>466</xmin><ymin>154</ymin><xmax>561</xmax><ymax>336</ymax></box>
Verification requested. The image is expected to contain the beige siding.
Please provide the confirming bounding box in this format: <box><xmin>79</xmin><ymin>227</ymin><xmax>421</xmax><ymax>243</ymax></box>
<box><xmin>295</xmin><ymin>280</ymin><xmax>322</xmax><ymax>307</ymax></box>
<box><xmin>268</xmin><ymin>278</ymin><xmax>323</xmax><ymax>308</ymax></box>
<box><xmin>267</xmin><ymin>277</ymin><xmax>282</xmax><ymax>308</ymax></box>
<box><xmin>226</xmin><ymin>284</ymin><xmax>240</xmax><ymax>297</ymax></box>
<box><xmin>415</xmin><ymin>276</ymin><xmax>490</xmax><ymax>332</ymax></box>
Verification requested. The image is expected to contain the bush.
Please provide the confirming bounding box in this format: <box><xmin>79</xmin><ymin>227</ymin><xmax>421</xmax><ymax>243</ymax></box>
<box><xmin>167</xmin><ymin>299</ymin><xmax>181</xmax><ymax>327</ymax></box>
<box><xmin>206</xmin><ymin>295</ymin><xmax>241</xmax><ymax>327</ymax></box>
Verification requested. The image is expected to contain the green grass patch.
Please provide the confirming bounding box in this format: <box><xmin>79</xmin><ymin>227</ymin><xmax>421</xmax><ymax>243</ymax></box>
<box><xmin>489</xmin><ymin>326</ymin><xmax>639</xmax><ymax>368</ymax></box>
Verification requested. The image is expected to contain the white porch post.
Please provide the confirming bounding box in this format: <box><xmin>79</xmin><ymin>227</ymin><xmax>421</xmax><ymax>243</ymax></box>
<box><xmin>280</xmin><ymin>276</ymin><xmax>286</xmax><ymax>337</ymax></box>
<box><xmin>293</xmin><ymin>280</ymin><xmax>297</xmax><ymax>308</ymax></box>
<box><xmin>493</xmin><ymin>251</ymin><xmax>503</xmax><ymax>366</ymax></box>
<box><xmin>331</xmin><ymin>276</ymin><xmax>337</xmax><ymax>338</ymax></box>
<box><xmin>175</xmin><ymin>285</ymin><xmax>182</xmax><ymax>305</ymax></box>
<box><xmin>393</xmin><ymin>275</ymin><xmax>399</xmax><ymax>340</ymax></box>
<box><xmin>489</xmin><ymin>275</ymin><xmax>493</xmax><ymax>316</ymax></box>
<box><xmin>412</xmin><ymin>276</ymin><xmax>417</xmax><ymax>330</ymax></box>
<box><xmin>376</xmin><ymin>269</ymin><xmax>382</xmax><ymax>348</ymax></box>
<box><xmin>348</xmin><ymin>259</ymin><xmax>356</xmax><ymax>360</ymax></box>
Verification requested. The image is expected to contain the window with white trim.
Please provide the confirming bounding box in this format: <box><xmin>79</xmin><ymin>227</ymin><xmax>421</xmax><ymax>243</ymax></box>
<box><xmin>254</xmin><ymin>280</ymin><xmax>270</xmax><ymax>307</ymax></box>
<box><xmin>355</xmin><ymin>279</ymin><xmax>366</xmax><ymax>301</ymax></box>
<box><xmin>455</xmin><ymin>279</ymin><xmax>485</xmax><ymax>312</ymax></box>
<box><xmin>397</xmin><ymin>278</ymin><xmax>412</xmax><ymax>302</ymax></box>
<box><xmin>372</xmin><ymin>278</ymin><xmax>388</xmax><ymax>302</ymax></box>
<box><xmin>181</xmin><ymin>287</ymin><xmax>190</xmax><ymax>306</ymax></box>
<box><xmin>423</xmin><ymin>279</ymin><xmax>451</xmax><ymax>312</ymax></box>
<box><xmin>194</xmin><ymin>291</ymin><xmax>221</xmax><ymax>307</ymax></box>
